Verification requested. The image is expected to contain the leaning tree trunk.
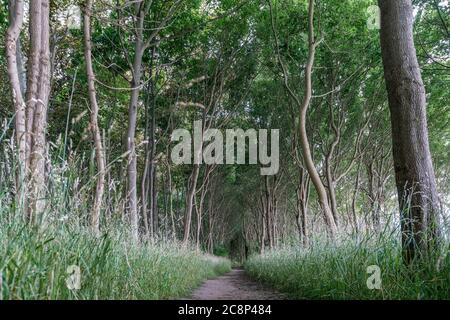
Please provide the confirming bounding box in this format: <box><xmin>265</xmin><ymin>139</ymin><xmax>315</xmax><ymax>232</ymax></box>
<box><xmin>297</xmin><ymin>0</ymin><xmax>337</xmax><ymax>237</ymax></box>
<box><xmin>378</xmin><ymin>0</ymin><xmax>441</xmax><ymax>263</ymax></box>
<box><xmin>83</xmin><ymin>0</ymin><xmax>106</xmax><ymax>235</ymax></box>
<box><xmin>268</xmin><ymin>0</ymin><xmax>337</xmax><ymax>237</ymax></box>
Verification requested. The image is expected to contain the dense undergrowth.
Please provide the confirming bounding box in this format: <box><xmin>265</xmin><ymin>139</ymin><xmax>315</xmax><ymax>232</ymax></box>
<box><xmin>0</xmin><ymin>134</ymin><xmax>231</xmax><ymax>300</ymax></box>
<box><xmin>0</xmin><ymin>221</ymin><xmax>231</xmax><ymax>299</ymax></box>
<box><xmin>245</xmin><ymin>236</ymin><xmax>450</xmax><ymax>300</ymax></box>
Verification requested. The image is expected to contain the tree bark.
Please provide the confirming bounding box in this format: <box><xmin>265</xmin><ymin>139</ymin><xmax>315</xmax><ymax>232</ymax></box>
<box><xmin>378</xmin><ymin>0</ymin><xmax>441</xmax><ymax>263</ymax></box>
<box><xmin>7</xmin><ymin>0</ymin><xmax>51</xmax><ymax>221</ymax></box>
<box><xmin>6</xmin><ymin>0</ymin><xmax>26</xmax><ymax>208</ymax></box>
<box><xmin>268</xmin><ymin>0</ymin><xmax>337</xmax><ymax>237</ymax></box>
<box><xmin>126</xmin><ymin>3</ymin><xmax>145</xmax><ymax>243</ymax></box>
<box><xmin>351</xmin><ymin>162</ymin><xmax>361</xmax><ymax>235</ymax></box>
<box><xmin>27</xmin><ymin>0</ymin><xmax>51</xmax><ymax>221</ymax></box>
<box><xmin>325</xmin><ymin>155</ymin><xmax>339</xmax><ymax>226</ymax></box>
<box><xmin>296</xmin><ymin>0</ymin><xmax>337</xmax><ymax>237</ymax></box>
<box><xmin>296</xmin><ymin>170</ymin><xmax>310</xmax><ymax>246</ymax></box>
<box><xmin>26</xmin><ymin>0</ymin><xmax>42</xmax><ymax>170</ymax></box>
<box><xmin>83</xmin><ymin>0</ymin><xmax>106</xmax><ymax>235</ymax></box>
<box><xmin>182</xmin><ymin>164</ymin><xmax>200</xmax><ymax>244</ymax></box>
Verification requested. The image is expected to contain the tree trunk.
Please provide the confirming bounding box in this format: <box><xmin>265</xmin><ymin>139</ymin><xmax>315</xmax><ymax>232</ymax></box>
<box><xmin>7</xmin><ymin>0</ymin><xmax>51</xmax><ymax>221</ymax></box>
<box><xmin>269</xmin><ymin>0</ymin><xmax>337</xmax><ymax>237</ymax></box>
<box><xmin>27</xmin><ymin>0</ymin><xmax>51</xmax><ymax>222</ymax></box>
<box><xmin>167</xmin><ymin>148</ymin><xmax>176</xmax><ymax>238</ymax></box>
<box><xmin>260</xmin><ymin>211</ymin><xmax>266</xmax><ymax>254</ymax></box>
<box><xmin>26</xmin><ymin>0</ymin><xmax>43</xmax><ymax>170</ymax></box>
<box><xmin>324</xmin><ymin>75</ymin><xmax>340</xmax><ymax>227</ymax></box>
<box><xmin>351</xmin><ymin>162</ymin><xmax>361</xmax><ymax>235</ymax></box>
<box><xmin>325</xmin><ymin>156</ymin><xmax>339</xmax><ymax>227</ymax></box>
<box><xmin>182</xmin><ymin>164</ymin><xmax>200</xmax><ymax>244</ymax></box>
<box><xmin>182</xmin><ymin>118</ymin><xmax>204</xmax><ymax>245</ymax></box>
<box><xmin>150</xmin><ymin>116</ymin><xmax>158</xmax><ymax>236</ymax></box>
<box><xmin>141</xmin><ymin>47</ymin><xmax>158</xmax><ymax>239</ymax></box>
<box><xmin>126</xmin><ymin>3</ymin><xmax>145</xmax><ymax>243</ymax></box>
<box><xmin>6</xmin><ymin>0</ymin><xmax>26</xmax><ymax>208</ymax></box>
<box><xmin>296</xmin><ymin>170</ymin><xmax>310</xmax><ymax>246</ymax></box>
<box><xmin>152</xmin><ymin>168</ymin><xmax>158</xmax><ymax>234</ymax></box>
<box><xmin>206</xmin><ymin>188</ymin><xmax>215</xmax><ymax>253</ymax></box>
<box><xmin>195</xmin><ymin>166</ymin><xmax>212</xmax><ymax>251</ymax></box>
<box><xmin>297</xmin><ymin>0</ymin><xmax>337</xmax><ymax>237</ymax></box>
<box><xmin>378</xmin><ymin>0</ymin><xmax>441</xmax><ymax>263</ymax></box>
<box><xmin>141</xmin><ymin>152</ymin><xmax>150</xmax><ymax>237</ymax></box>
<box><xmin>264</xmin><ymin>176</ymin><xmax>274</xmax><ymax>249</ymax></box>
<box><xmin>83</xmin><ymin>0</ymin><xmax>106</xmax><ymax>235</ymax></box>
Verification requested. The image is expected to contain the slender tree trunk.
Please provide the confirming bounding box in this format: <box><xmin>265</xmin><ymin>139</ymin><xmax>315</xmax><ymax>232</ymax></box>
<box><xmin>26</xmin><ymin>0</ymin><xmax>42</xmax><ymax>170</ymax></box>
<box><xmin>150</xmin><ymin>125</ymin><xmax>158</xmax><ymax>236</ymax></box>
<box><xmin>378</xmin><ymin>0</ymin><xmax>441</xmax><ymax>263</ymax></box>
<box><xmin>273</xmin><ymin>197</ymin><xmax>278</xmax><ymax>247</ymax></box>
<box><xmin>141</xmin><ymin>152</ymin><xmax>150</xmax><ymax>237</ymax></box>
<box><xmin>325</xmin><ymin>156</ymin><xmax>339</xmax><ymax>226</ymax></box>
<box><xmin>6</xmin><ymin>0</ymin><xmax>26</xmax><ymax>209</ymax></box>
<box><xmin>207</xmin><ymin>220</ymin><xmax>213</xmax><ymax>253</ymax></box>
<box><xmin>182</xmin><ymin>164</ymin><xmax>200</xmax><ymax>244</ymax></box>
<box><xmin>296</xmin><ymin>170</ymin><xmax>310</xmax><ymax>246</ymax></box>
<box><xmin>182</xmin><ymin>117</ymin><xmax>205</xmax><ymax>245</ymax></box>
<box><xmin>127</xmin><ymin>4</ymin><xmax>145</xmax><ymax>243</ymax></box>
<box><xmin>207</xmin><ymin>192</ymin><xmax>215</xmax><ymax>253</ymax></box>
<box><xmin>260</xmin><ymin>211</ymin><xmax>266</xmax><ymax>254</ymax></box>
<box><xmin>269</xmin><ymin>0</ymin><xmax>337</xmax><ymax>238</ymax></box>
<box><xmin>195</xmin><ymin>196</ymin><xmax>201</xmax><ymax>251</ymax></box>
<box><xmin>28</xmin><ymin>0</ymin><xmax>51</xmax><ymax>222</ymax></box>
<box><xmin>366</xmin><ymin>159</ymin><xmax>378</xmax><ymax>232</ymax></box>
<box><xmin>351</xmin><ymin>162</ymin><xmax>361</xmax><ymax>234</ymax></box>
<box><xmin>8</xmin><ymin>0</ymin><xmax>51</xmax><ymax>221</ymax></box>
<box><xmin>167</xmin><ymin>150</ymin><xmax>176</xmax><ymax>238</ymax></box>
<box><xmin>83</xmin><ymin>0</ymin><xmax>106</xmax><ymax>235</ymax></box>
<box><xmin>141</xmin><ymin>49</ymin><xmax>158</xmax><ymax>239</ymax></box>
<box><xmin>297</xmin><ymin>0</ymin><xmax>337</xmax><ymax>237</ymax></box>
<box><xmin>152</xmin><ymin>168</ymin><xmax>158</xmax><ymax>234</ymax></box>
<box><xmin>264</xmin><ymin>176</ymin><xmax>274</xmax><ymax>249</ymax></box>
<box><xmin>195</xmin><ymin>166</ymin><xmax>211</xmax><ymax>251</ymax></box>
<box><xmin>324</xmin><ymin>76</ymin><xmax>340</xmax><ymax>227</ymax></box>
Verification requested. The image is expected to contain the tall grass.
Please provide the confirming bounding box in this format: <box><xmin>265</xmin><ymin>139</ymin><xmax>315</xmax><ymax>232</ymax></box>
<box><xmin>245</xmin><ymin>235</ymin><xmax>449</xmax><ymax>300</ymax></box>
<box><xmin>0</xmin><ymin>127</ymin><xmax>231</xmax><ymax>300</ymax></box>
<box><xmin>0</xmin><ymin>220</ymin><xmax>231</xmax><ymax>299</ymax></box>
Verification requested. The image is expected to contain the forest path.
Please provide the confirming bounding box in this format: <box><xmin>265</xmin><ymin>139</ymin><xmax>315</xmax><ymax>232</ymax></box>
<box><xmin>190</xmin><ymin>268</ymin><xmax>286</xmax><ymax>300</ymax></box>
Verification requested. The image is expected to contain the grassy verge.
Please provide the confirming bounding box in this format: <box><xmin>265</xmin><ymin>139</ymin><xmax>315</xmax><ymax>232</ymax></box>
<box><xmin>0</xmin><ymin>222</ymin><xmax>231</xmax><ymax>300</ymax></box>
<box><xmin>245</xmin><ymin>238</ymin><xmax>449</xmax><ymax>300</ymax></box>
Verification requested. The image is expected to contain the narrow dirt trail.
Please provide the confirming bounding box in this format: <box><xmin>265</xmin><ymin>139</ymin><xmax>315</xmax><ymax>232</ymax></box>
<box><xmin>191</xmin><ymin>268</ymin><xmax>286</xmax><ymax>300</ymax></box>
